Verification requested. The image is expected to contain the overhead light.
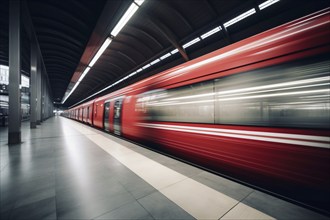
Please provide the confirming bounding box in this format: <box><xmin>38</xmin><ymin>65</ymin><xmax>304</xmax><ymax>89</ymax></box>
<box><xmin>137</xmin><ymin>68</ymin><xmax>143</xmax><ymax>72</ymax></box>
<box><xmin>142</xmin><ymin>64</ymin><xmax>150</xmax><ymax>69</ymax></box>
<box><xmin>171</xmin><ymin>49</ymin><xmax>179</xmax><ymax>54</ymax></box>
<box><xmin>259</xmin><ymin>0</ymin><xmax>280</xmax><ymax>10</ymax></box>
<box><xmin>182</xmin><ymin>37</ymin><xmax>201</xmax><ymax>49</ymax></box>
<box><xmin>224</xmin><ymin>8</ymin><xmax>256</xmax><ymax>28</ymax></box>
<box><xmin>89</xmin><ymin>37</ymin><xmax>112</xmax><ymax>67</ymax></box>
<box><xmin>111</xmin><ymin>3</ymin><xmax>139</xmax><ymax>37</ymax></box>
<box><xmin>134</xmin><ymin>0</ymin><xmax>145</xmax><ymax>6</ymax></box>
<box><xmin>128</xmin><ymin>71</ymin><xmax>137</xmax><ymax>77</ymax></box>
<box><xmin>201</xmin><ymin>27</ymin><xmax>221</xmax><ymax>39</ymax></box>
<box><xmin>150</xmin><ymin>58</ymin><xmax>160</xmax><ymax>65</ymax></box>
<box><xmin>160</xmin><ymin>53</ymin><xmax>171</xmax><ymax>60</ymax></box>
<box><xmin>78</xmin><ymin>67</ymin><xmax>91</xmax><ymax>82</ymax></box>
<box><xmin>62</xmin><ymin>81</ymin><xmax>80</xmax><ymax>104</ymax></box>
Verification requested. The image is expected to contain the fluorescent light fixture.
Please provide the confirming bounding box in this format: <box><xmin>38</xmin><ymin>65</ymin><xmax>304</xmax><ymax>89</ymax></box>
<box><xmin>142</xmin><ymin>64</ymin><xmax>150</xmax><ymax>69</ymax></box>
<box><xmin>182</xmin><ymin>37</ymin><xmax>201</xmax><ymax>49</ymax></box>
<box><xmin>224</xmin><ymin>8</ymin><xmax>256</xmax><ymax>28</ymax></box>
<box><xmin>150</xmin><ymin>58</ymin><xmax>160</xmax><ymax>65</ymax></box>
<box><xmin>122</xmin><ymin>75</ymin><xmax>129</xmax><ymax>80</ymax></box>
<box><xmin>111</xmin><ymin>3</ymin><xmax>139</xmax><ymax>37</ymax></box>
<box><xmin>62</xmin><ymin>81</ymin><xmax>80</xmax><ymax>103</ymax></box>
<box><xmin>171</xmin><ymin>49</ymin><xmax>179</xmax><ymax>54</ymax></box>
<box><xmin>160</xmin><ymin>53</ymin><xmax>171</xmax><ymax>60</ymax></box>
<box><xmin>201</xmin><ymin>27</ymin><xmax>221</xmax><ymax>39</ymax></box>
<box><xmin>259</xmin><ymin>0</ymin><xmax>280</xmax><ymax>10</ymax></box>
<box><xmin>137</xmin><ymin>68</ymin><xmax>143</xmax><ymax>72</ymax></box>
<box><xmin>134</xmin><ymin>0</ymin><xmax>145</xmax><ymax>6</ymax></box>
<box><xmin>78</xmin><ymin>67</ymin><xmax>91</xmax><ymax>82</ymax></box>
<box><xmin>89</xmin><ymin>37</ymin><xmax>112</xmax><ymax>67</ymax></box>
<box><xmin>128</xmin><ymin>71</ymin><xmax>137</xmax><ymax>77</ymax></box>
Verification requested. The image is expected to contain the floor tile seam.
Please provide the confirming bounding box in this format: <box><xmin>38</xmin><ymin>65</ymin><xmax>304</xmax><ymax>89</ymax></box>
<box><xmin>90</xmin><ymin>199</ymin><xmax>140</xmax><ymax>220</ymax></box>
<box><xmin>157</xmin><ymin>177</ymin><xmax>241</xmax><ymax>220</ymax></box>
<box><xmin>12</xmin><ymin>189</ymin><xmax>56</xmax><ymax>210</ymax></box>
<box><xmin>217</xmin><ymin>190</ymin><xmax>255</xmax><ymax>220</ymax></box>
<box><xmin>136</xmin><ymin>199</ymin><xmax>157</xmax><ymax>220</ymax></box>
<box><xmin>154</xmin><ymin>176</ymin><xmax>190</xmax><ymax>192</ymax></box>
<box><xmin>0</xmin><ymin>173</ymin><xmax>56</xmax><ymax>189</ymax></box>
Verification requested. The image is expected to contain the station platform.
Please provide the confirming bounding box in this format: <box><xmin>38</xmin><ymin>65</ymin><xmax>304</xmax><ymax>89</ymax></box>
<box><xmin>0</xmin><ymin>117</ymin><xmax>329</xmax><ymax>220</ymax></box>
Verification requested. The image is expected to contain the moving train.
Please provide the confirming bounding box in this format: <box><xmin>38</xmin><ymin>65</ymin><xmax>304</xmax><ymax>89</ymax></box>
<box><xmin>63</xmin><ymin>8</ymin><xmax>330</xmax><ymax>213</ymax></box>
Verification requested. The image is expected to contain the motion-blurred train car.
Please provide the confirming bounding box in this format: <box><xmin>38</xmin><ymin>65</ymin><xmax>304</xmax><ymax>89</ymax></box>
<box><xmin>65</xmin><ymin>9</ymin><xmax>330</xmax><ymax>213</ymax></box>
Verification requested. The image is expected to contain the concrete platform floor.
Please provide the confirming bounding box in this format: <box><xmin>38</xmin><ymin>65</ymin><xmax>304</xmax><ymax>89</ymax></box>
<box><xmin>0</xmin><ymin>116</ymin><xmax>328</xmax><ymax>220</ymax></box>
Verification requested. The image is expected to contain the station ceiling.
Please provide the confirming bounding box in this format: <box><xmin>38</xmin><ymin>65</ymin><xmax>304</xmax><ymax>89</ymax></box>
<box><xmin>0</xmin><ymin>0</ymin><xmax>329</xmax><ymax>107</ymax></box>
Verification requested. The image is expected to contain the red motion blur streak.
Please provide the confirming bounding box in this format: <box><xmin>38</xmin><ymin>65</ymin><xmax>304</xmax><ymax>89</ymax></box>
<box><xmin>65</xmin><ymin>8</ymin><xmax>330</xmax><ymax>213</ymax></box>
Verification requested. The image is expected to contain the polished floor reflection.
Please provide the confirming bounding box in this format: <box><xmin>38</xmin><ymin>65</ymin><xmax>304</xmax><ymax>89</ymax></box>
<box><xmin>0</xmin><ymin>117</ymin><xmax>328</xmax><ymax>220</ymax></box>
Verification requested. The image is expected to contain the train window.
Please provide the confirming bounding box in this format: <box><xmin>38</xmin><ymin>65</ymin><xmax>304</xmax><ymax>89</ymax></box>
<box><xmin>215</xmin><ymin>59</ymin><xmax>330</xmax><ymax>129</ymax></box>
<box><xmin>114</xmin><ymin>99</ymin><xmax>123</xmax><ymax>135</ymax></box>
<box><xmin>114</xmin><ymin>100</ymin><xmax>121</xmax><ymax>119</ymax></box>
<box><xmin>137</xmin><ymin>81</ymin><xmax>214</xmax><ymax>123</ymax></box>
<box><xmin>103</xmin><ymin>102</ymin><xmax>110</xmax><ymax>131</ymax></box>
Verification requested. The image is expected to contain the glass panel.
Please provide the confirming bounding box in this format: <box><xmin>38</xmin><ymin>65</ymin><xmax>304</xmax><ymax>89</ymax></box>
<box><xmin>215</xmin><ymin>58</ymin><xmax>330</xmax><ymax>129</ymax></box>
<box><xmin>114</xmin><ymin>100</ymin><xmax>121</xmax><ymax>119</ymax></box>
<box><xmin>136</xmin><ymin>81</ymin><xmax>214</xmax><ymax>123</ymax></box>
<box><xmin>114</xmin><ymin>99</ymin><xmax>123</xmax><ymax>135</ymax></box>
<box><xmin>104</xmin><ymin>102</ymin><xmax>110</xmax><ymax>131</ymax></box>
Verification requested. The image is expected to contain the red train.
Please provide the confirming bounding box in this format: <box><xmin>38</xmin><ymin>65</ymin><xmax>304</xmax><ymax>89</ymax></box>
<box><xmin>64</xmin><ymin>8</ymin><xmax>330</xmax><ymax>213</ymax></box>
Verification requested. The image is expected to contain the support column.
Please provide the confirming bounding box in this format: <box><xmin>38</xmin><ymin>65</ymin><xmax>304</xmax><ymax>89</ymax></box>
<box><xmin>36</xmin><ymin>56</ymin><xmax>41</xmax><ymax>125</ymax></box>
<box><xmin>30</xmin><ymin>42</ymin><xmax>37</xmax><ymax>128</ymax></box>
<box><xmin>8</xmin><ymin>0</ymin><xmax>21</xmax><ymax>144</ymax></box>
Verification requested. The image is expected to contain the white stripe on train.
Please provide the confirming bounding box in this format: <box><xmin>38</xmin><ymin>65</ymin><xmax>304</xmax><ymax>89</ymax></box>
<box><xmin>137</xmin><ymin>123</ymin><xmax>330</xmax><ymax>149</ymax></box>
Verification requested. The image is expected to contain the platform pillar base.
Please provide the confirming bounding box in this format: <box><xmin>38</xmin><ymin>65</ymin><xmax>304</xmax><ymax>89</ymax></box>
<box><xmin>8</xmin><ymin>132</ymin><xmax>21</xmax><ymax>145</ymax></box>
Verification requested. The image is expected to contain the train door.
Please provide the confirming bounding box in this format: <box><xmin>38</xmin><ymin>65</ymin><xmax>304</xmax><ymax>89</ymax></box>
<box><xmin>103</xmin><ymin>102</ymin><xmax>110</xmax><ymax>131</ymax></box>
<box><xmin>113</xmin><ymin>98</ymin><xmax>123</xmax><ymax>135</ymax></box>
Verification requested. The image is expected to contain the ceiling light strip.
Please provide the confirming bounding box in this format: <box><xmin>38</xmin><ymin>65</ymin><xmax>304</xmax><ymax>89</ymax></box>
<box><xmin>89</xmin><ymin>37</ymin><xmax>112</xmax><ymax>67</ymax></box>
<box><xmin>78</xmin><ymin>67</ymin><xmax>91</xmax><ymax>82</ymax></box>
<box><xmin>160</xmin><ymin>53</ymin><xmax>171</xmax><ymax>60</ymax></box>
<box><xmin>200</xmin><ymin>26</ymin><xmax>222</xmax><ymax>39</ymax></box>
<box><xmin>171</xmin><ymin>49</ymin><xmax>179</xmax><ymax>54</ymax></box>
<box><xmin>111</xmin><ymin>4</ymin><xmax>139</xmax><ymax>37</ymax></box>
<box><xmin>224</xmin><ymin>8</ymin><xmax>256</xmax><ymax>28</ymax></box>
<box><xmin>182</xmin><ymin>37</ymin><xmax>201</xmax><ymax>49</ymax></box>
<box><xmin>259</xmin><ymin>0</ymin><xmax>280</xmax><ymax>10</ymax></box>
<box><xmin>150</xmin><ymin>58</ymin><xmax>160</xmax><ymax>65</ymax></box>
